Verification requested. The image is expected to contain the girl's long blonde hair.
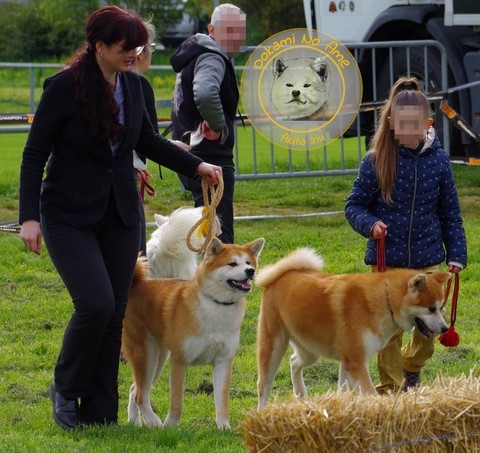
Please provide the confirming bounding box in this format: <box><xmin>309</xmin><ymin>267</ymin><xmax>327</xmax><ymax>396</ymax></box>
<box><xmin>370</xmin><ymin>76</ymin><xmax>430</xmax><ymax>204</ymax></box>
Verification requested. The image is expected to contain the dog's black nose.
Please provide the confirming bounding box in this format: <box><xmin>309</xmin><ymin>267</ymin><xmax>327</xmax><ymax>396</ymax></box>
<box><xmin>246</xmin><ymin>268</ymin><xmax>255</xmax><ymax>279</ymax></box>
<box><xmin>292</xmin><ymin>90</ymin><xmax>300</xmax><ymax>97</ymax></box>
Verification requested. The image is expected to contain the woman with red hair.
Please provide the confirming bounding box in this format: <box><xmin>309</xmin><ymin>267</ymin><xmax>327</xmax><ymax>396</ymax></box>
<box><xmin>19</xmin><ymin>5</ymin><xmax>221</xmax><ymax>429</ymax></box>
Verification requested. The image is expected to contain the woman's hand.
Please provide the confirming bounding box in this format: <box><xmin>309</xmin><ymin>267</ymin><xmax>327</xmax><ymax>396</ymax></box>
<box><xmin>136</xmin><ymin>168</ymin><xmax>152</xmax><ymax>181</ymax></box>
<box><xmin>170</xmin><ymin>139</ymin><xmax>191</xmax><ymax>152</ymax></box>
<box><xmin>195</xmin><ymin>163</ymin><xmax>223</xmax><ymax>185</ymax></box>
<box><xmin>19</xmin><ymin>220</ymin><xmax>42</xmax><ymax>255</ymax></box>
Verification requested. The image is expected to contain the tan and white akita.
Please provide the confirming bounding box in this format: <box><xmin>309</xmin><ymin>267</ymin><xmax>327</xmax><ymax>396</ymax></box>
<box><xmin>255</xmin><ymin>248</ymin><xmax>450</xmax><ymax>408</ymax></box>
<box><xmin>122</xmin><ymin>237</ymin><xmax>265</xmax><ymax>429</ymax></box>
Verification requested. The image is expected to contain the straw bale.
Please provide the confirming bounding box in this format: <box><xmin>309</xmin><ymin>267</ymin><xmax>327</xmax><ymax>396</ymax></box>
<box><xmin>240</xmin><ymin>375</ymin><xmax>480</xmax><ymax>452</ymax></box>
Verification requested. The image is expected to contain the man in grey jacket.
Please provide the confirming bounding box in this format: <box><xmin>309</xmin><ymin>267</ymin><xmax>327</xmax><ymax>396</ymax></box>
<box><xmin>170</xmin><ymin>3</ymin><xmax>246</xmax><ymax>244</ymax></box>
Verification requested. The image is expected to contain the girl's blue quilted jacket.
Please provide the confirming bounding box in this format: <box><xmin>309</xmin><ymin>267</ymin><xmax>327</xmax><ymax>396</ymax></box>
<box><xmin>345</xmin><ymin>128</ymin><xmax>467</xmax><ymax>269</ymax></box>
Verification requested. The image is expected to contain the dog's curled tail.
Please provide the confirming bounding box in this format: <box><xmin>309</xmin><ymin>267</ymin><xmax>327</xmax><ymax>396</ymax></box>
<box><xmin>255</xmin><ymin>247</ymin><xmax>324</xmax><ymax>288</ymax></box>
<box><xmin>132</xmin><ymin>256</ymin><xmax>150</xmax><ymax>285</ymax></box>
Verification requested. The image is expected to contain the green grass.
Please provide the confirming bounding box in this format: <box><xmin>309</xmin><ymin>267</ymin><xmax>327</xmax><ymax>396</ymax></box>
<box><xmin>1</xmin><ymin>132</ymin><xmax>480</xmax><ymax>452</ymax></box>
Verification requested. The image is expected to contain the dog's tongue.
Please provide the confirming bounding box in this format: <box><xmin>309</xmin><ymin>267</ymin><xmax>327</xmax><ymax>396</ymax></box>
<box><xmin>415</xmin><ymin>317</ymin><xmax>435</xmax><ymax>339</ymax></box>
<box><xmin>235</xmin><ymin>280</ymin><xmax>252</xmax><ymax>290</ymax></box>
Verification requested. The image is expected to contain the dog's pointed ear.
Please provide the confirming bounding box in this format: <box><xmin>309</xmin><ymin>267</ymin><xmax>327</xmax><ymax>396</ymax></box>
<box><xmin>430</xmin><ymin>270</ymin><xmax>452</xmax><ymax>285</ymax></box>
<box><xmin>311</xmin><ymin>58</ymin><xmax>329</xmax><ymax>82</ymax></box>
<box><xmin>154</xmin><ymin>213</ymin><xmax>169</xmax><ymax>227</ymax></box>
<box><xmin>247</xmin><ymin>238</ymin><xmax>265</xmax><ymax>259</ymax></box>
<box><xmin>273</xmin><ymin>58</ymin><xmax>287</xmax><ymax>78</ymax></box>
<box><xmin>409</xmin><ymin>273</ymin><xmax>427</xmax><ymax>293</ymax></box>
<box><xmin>205</xmin><ymin>237</ymin><xmax>224</xmax><ymax>257</ymax></box>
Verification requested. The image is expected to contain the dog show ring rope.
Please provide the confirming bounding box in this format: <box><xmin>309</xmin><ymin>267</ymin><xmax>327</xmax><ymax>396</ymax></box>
<box><xmin>186</xmin><ymin>171</ymin><xmax>223</xmax><ymax>253</ymax></box>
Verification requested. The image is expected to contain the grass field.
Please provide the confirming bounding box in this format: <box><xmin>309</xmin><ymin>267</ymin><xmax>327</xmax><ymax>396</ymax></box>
<box><xmin>1</xmin><ymin>131</ymin><xmax>479</xmax><ymax>452</ymax></box>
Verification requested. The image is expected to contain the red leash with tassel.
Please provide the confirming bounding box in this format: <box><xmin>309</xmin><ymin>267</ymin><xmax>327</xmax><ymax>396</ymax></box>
<box><xmin>377</xmin><ymin>225</ymin><xmax>460</xmax><ymax>347</ymax></box>
<box><xmin>137</xmin><ymin>171</ymin><xmax>156</xmax><ymax>202</ymax></box>
<box><xmin>376</xmin><ymin>225</ymin><xmax>387</xmax><ymax>273</ymax></box>
<box><xmin>438</xmin><ymin>273</ymin><xmax>460</xmax><ymax>347</ymax></box>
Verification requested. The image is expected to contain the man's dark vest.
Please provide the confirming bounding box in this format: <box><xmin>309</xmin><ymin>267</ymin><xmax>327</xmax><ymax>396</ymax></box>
<box><xmin>171</xmin><ymin>36</ymin><xmax>239</xmax><ymax>159</ymax></box>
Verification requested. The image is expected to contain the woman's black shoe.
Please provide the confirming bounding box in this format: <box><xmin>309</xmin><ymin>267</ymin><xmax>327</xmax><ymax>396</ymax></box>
<box><xmin>48</xmin><ymin>383</ymin><xmax>78</xmax><ymax>430</ymax></box>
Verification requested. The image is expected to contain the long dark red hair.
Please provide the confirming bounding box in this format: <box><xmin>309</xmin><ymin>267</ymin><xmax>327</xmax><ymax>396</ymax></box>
<box><xmin>66</xmin><ymin>6</ymin><xmax>148</xmax><ymax>142</ymax></box>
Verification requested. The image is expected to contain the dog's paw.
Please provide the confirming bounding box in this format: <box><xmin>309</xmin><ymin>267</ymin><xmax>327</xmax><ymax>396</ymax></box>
<box><xmin>141</xmin><ymin>412</ymin><xmax>163</xmax><ymax>427</ymax></box>
<box><xmin>216</xmin><ymin>419</ymin><xmax>231</xmax><ymax>430</ymax></box>
<box><xmin>163</xmin><ymin>414</ymin><xmax>180</xmax><ymax>427</ymax></box>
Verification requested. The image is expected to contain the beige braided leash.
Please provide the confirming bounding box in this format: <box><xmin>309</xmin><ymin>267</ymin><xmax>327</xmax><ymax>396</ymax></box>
<box><xmin>186</xmin><ymin>171</ymin><xmax>223</xmax><ymax>253</ymax></box>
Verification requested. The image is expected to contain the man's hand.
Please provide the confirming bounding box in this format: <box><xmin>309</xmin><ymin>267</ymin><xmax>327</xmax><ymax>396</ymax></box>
<box><xmin>201</xmin><ymin>121</ymin><xmax>221</xmax><ymax>141</ymax></box>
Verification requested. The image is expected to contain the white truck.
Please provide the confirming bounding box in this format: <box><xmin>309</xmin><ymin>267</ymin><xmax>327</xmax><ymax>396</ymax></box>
<box><xmin>304</xmin><ymin>0</ymin><xmax>480</xmax><ymax>156</ymax></box>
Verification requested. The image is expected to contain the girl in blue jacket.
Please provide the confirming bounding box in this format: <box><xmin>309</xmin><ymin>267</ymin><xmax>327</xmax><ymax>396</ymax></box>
<box><xmin>345</xmin><ymin>77</ymin><xmax>467</xmax><ymax>393</ymax></box>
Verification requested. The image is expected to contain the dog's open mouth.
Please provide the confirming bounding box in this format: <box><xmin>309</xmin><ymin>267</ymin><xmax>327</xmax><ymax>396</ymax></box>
<box><xmin>228</xmin><ymin>279</ymin><xmax>252</xmax><ymax>292</ymax></box>
<box><xmin>414</xmin><ymin>317</ymin><xmax>435</xmax><ymax>339</ymax></box>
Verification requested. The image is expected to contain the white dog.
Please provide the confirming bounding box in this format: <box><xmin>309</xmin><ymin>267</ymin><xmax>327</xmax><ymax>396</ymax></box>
<box><xmin>270</xmin><ymin>57</ymin><xmax>333</xmax><ymax>121</ymax></box>
<box><xmin>146</xmin><ymin>207</ymin><xmax>220</xmax><ymax>280</ymax></box>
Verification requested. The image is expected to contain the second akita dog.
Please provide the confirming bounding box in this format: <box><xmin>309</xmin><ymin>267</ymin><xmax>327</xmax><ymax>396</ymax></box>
<box><xmin>122</xmin><ymin>237</ymin><xmax>265</xmax><ymax>429</ymax></box>
<box><xmin>255</xmin><ymin>248</ymin><xmax>450</xmax><ymax>408</ymax></box>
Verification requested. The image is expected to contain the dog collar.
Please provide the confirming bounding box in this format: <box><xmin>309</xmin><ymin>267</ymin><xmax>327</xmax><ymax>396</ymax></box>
<box><xmin>212</xmin><ymin>297</ymin><xmax>235</xmax><ymax>306</ymax></box>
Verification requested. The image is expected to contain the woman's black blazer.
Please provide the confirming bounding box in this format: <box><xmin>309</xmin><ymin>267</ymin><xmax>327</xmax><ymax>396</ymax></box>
<box><xmin>19</xmin><ymin>70</ymin><xmax>202</xmax><ymax>227</ymax></box>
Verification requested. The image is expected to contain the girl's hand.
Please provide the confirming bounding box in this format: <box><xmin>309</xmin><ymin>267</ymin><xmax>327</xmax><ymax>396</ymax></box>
<box><xmin>371</xmin><ymin>221</ymin><xmax>388</xmax><ymax>239</ymax></box>
<box><xmin>19</xmin><ymin>220</ymin><xmax>42</xmax><ymax>255</ymax></box>
<box><xmin>448</xmin><ymin>265</ymin><xmax>462</xmax><ymax>274</ymax></box>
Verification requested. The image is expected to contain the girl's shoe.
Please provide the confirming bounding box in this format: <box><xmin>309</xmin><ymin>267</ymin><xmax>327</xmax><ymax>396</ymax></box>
<box><xmin>402</xmin><ymin>369</ymin><xmax>420</xmax><ymax>391</ymax></box>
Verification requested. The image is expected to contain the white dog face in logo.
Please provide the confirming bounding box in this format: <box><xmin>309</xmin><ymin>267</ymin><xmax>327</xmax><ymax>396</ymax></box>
<box><xmin>270</xmin><ymin>57</ymin><xmax>333</xmax><ymax>121</ymax></box>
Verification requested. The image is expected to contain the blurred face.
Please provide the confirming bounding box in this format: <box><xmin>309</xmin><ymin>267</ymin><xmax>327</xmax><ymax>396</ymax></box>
<box><xmin>389</xmin><ymin>105</ymin><xmax>431</xmax><ymax>148</ymax></box>
<box><xmin>132</xmin><ymin>42</ymin><xmax>154</xmax><ymax>74</ymax></box>
<box><xmin>209</xmin><ymin>11</ymin><xmax>246</xmax><ymax>57</ymax></box>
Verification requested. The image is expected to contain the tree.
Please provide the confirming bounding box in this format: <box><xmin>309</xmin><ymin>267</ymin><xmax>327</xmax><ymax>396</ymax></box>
<box><xmin>109</xmin><ymin>0</ymin><xmax>198</xmax><ymax>42</ymax></box>
<box><xmin>0</xmin><ymin>0</ymin><xmax>306</xmax><ymax>62</ymax></box>
<box><xmin>0</xmin><ymin>0</ymin><xmax>200</xmax><ymax>61</ymax></box>
<box><xmin>0</xmin><ymin>2</ymin><xmax>23</xmax><ymax>61</ymax></box>
<box><xmin>235</xmin><ymin>0</ymin><xmax>305</xmax><ymax>45</ymax></box>
<box><xmin>0</xmin><ymin>0</ymin><xmax>97</xmax><ymax>61</ymax></box>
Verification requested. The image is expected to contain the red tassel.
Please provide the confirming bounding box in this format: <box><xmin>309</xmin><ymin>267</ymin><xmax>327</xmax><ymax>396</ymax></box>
<box><xmin>438</xmin><ymin>326</ymin><xmax>460</xmax><ymax>347</ymax></box>
<box><xmin>439</xmin><ymin>273</ymin><xmax>460</xmax><ymax>348</ymax></box>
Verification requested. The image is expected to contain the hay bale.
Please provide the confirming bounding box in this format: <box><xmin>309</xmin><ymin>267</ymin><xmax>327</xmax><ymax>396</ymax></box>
<box><xmin>240</xmin><ymin>375</ymin><xmax>480</xmax><ymax>452</ymax></box>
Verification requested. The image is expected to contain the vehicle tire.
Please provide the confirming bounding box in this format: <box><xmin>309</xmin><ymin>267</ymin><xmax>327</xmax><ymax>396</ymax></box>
<box><xmin>374</xmin><ymin>46</ymin><xmax>462</xmax><ymax>155</ymax></box>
